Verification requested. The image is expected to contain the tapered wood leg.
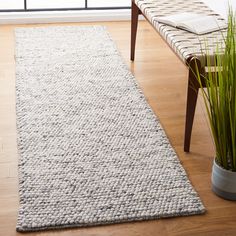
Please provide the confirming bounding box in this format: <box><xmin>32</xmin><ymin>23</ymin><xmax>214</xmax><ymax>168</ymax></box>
<box><xmin>184</xmin><ymin>58</ymin><xmax>202</xmax><ymax>152</ymax></box>
<box><xmin>131</xmin><ymin>1</ymin><xmax>141</xmax><ymax>61</ymax></box>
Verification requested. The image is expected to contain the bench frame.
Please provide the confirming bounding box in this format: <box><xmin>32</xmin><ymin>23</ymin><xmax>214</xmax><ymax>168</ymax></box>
<box><xmin>130</xmin><ymin>1</ymin><xmax>206</xmax><ymax>152</ymax></box>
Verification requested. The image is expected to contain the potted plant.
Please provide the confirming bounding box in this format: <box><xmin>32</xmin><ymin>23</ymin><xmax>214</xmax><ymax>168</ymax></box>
<box><xmin>196</xmin><ymin>10</ymin><xmax>236</xmax><ymax>200</ymax></box>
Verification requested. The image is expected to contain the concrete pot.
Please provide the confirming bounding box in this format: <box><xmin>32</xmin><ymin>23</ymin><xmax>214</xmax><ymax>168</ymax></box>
<box><xmin>212</xmin><ymin>160</ymin><xmax>236</xmax><ymax>200</ymax></box>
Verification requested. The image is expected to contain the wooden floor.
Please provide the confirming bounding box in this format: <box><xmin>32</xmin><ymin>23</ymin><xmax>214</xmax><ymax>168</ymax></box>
<box><xmin>0</xmin><ymin>21</ymin><xmax>235</xmax><ymax>236</ymax></box>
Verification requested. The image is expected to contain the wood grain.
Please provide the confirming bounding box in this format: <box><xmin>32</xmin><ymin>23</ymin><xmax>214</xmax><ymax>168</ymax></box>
<box><xmin>0</xmin><ymin>21</ymin><xmax>235</xmax><ymax>236</ymax></box>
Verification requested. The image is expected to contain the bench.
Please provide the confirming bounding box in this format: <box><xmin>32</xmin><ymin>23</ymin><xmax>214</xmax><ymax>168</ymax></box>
<box><xmin>131</xmin><ymin>0</ymin><xmax>226</xmax><ymax>152</ymax></box>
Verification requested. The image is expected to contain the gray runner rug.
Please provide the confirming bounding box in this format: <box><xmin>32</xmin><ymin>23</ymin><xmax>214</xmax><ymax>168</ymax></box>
<box><xmin>15</xmin><ymin>26</ymin><xmax>205</xmax><ymax>232</ymax></box>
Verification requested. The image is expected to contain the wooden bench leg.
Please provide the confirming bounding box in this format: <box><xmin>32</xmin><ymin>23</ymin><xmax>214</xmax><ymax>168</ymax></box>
<box><xmin>131</xmin><ymin>1</ymin><xmax>141</xmax><ymax>61</ymax></box>
<box><xmin>184</xmin><ymin>58</ymin><xmax>202</xmax><ymax>152</ymax></box>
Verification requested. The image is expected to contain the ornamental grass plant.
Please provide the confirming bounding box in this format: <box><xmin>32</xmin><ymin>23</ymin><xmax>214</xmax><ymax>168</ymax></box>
<box><xmin>196</xmin><ymin>9</ymin><xmax>236</xmax><ymax>171</ymax></box>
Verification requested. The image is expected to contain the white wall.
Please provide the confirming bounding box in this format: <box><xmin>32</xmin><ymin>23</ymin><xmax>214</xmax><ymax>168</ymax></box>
<box><xmin>0</xmin><ymin>0</ymin><xmax>236</xmax><ymax>24</ymax></box>
<box><xmin>203</xmin><ymin>0</ymin><xmax>236</xmax><ymax>18</ymax></box>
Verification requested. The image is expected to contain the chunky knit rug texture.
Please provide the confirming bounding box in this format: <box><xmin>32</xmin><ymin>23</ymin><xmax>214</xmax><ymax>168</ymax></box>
<box><xmin>15</xmin><ymin>26</ymin><xmax>205</xmax><ymax>232</ymax></box>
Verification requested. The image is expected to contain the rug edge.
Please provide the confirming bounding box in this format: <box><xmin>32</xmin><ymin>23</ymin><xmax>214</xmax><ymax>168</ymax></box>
<box><xmin>16</xmin><ymin>208</ymin><xmax>206</xmax><ymax>232</ymax></box>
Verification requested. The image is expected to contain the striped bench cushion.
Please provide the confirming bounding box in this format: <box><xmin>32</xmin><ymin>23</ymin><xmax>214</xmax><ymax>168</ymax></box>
<box><xmin>135</xmin><ymin>0</ymin><xmax>227</xmax><ymax>65</ymax></box>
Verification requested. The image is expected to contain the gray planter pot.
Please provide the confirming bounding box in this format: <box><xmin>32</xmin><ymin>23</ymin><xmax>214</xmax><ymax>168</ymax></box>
<box><xmin>212</xmin><ymin>160</ymin><xmax>236</xmax><ymax>200</ymax></box>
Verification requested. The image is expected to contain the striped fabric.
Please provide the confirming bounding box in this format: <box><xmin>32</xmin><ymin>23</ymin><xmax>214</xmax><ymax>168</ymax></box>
<box><xmin>135</xmin><ymin>0</ymin><xmax>227</xmax><ymax>65</ymax></box>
